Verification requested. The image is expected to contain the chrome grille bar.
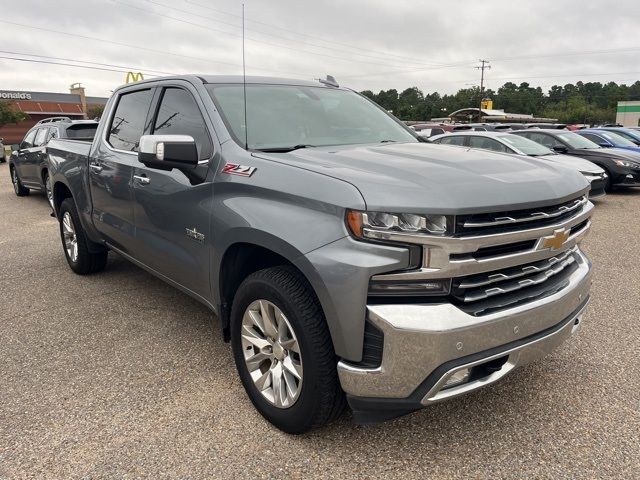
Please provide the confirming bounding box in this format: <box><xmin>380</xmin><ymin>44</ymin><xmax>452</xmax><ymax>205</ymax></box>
<box><xmin>459</xmin><ymin>252</ymin><xmax>577</xmax><ymax>303</ymax></box>
<box><xmin>463</xmin><ymin>196</ymin><xmax>587</xmax><ymax>228</ymax></box>
<box><xmin>458</xmin><ymin>247</ymin><xmax>577</xmax><ymax>289</ymax></box>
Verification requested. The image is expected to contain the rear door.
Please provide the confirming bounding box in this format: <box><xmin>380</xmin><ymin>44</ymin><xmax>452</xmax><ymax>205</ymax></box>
<box><xmin>13</xmin><ymin>128</ymin><xmax>37</xmax><ymax>181</ymax></box>
<box><xmin>90</xmin><ymin>87</ymin><xmax>154</xmax><ymax>254</ymax></box>
<box><xmin>131</xmin><ymin>85</ymin><xmax>215</xmax><ymax>299</ymax></box>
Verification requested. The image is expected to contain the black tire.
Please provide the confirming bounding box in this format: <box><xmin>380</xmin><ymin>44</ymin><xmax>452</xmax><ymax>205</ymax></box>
<box><xmin>230</xmin><ymin>266</ymin><xmax>345</xmax><ymax>434</ymax></box>
<box><xmin>604</xmin><ymin>169</ymin><xmax>613</xmax><ymax>192</ymax></box>
<box><xmin>59</xmin><ymin>198</ymin><xmax>108</xmax><ymax>275</ymax></box>
<box><xmin>10</xmin><ymin>165</ymin><xmax>29</xmax><ymax>196</ymax></box>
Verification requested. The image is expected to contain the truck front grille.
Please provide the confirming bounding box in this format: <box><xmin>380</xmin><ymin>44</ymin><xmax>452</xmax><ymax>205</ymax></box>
<box><xmin>451</xmin><ymin>248</ymin><xmax>580</xmax><ymax>316</ymax></box>
<box><xmin>456</xmin><ymin>196</ymin><xmax>587</xmax><ymax>236</ymax></box>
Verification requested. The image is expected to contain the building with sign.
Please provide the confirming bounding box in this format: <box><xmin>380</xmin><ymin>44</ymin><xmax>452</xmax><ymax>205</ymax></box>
<box><xmin>615</xmin><ymin>101</ymin><xmax>640</xmax><ymax>127</ymax></box>
<box><xmin>0</xmin><ymin>85</ymin><xmax>108</xmax><ymax>144</ymax></box>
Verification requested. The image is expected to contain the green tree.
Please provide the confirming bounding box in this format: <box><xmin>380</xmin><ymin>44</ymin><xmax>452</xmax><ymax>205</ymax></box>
<box><xmin>0</xmin><ymin>101</ymin><xmax>27</xmax><ymax>127</ymax></box>
<box><xmin>86</xmin><ymin>104</ymin><xmax>105</xmax><ymax>120</ymax></box>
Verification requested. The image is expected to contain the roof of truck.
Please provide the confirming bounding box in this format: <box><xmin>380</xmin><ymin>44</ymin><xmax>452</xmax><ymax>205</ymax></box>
<box><xmin>116</xmin><ymin>75</ymin><xmax>339</xmax><ymax>90</ymax></box>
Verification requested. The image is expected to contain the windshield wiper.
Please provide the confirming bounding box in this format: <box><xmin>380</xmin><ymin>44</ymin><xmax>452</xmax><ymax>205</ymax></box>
<box><xmin>380</xmin><ymin>139</ymin><xmax>397</xmax><ymax>143</ymax></box>
<box><xmin>255</xmin><ymin>144</ymin><xmax>316</xmax><ymax>153</ymax></box>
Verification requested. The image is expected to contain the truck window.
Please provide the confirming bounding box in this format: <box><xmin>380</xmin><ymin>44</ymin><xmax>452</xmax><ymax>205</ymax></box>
<box><xmin>20</xmin><ymin>129</ymin><xmax>37</xmax><ymax>149</ymax></box>
<box><xmin>108</xmin><ymin>89</ymin><xmax>152</xmax><ymax>152</ymax></box>
<box><xmin>152</xmin><ymin>88</ymin><xmax>212</xmax><ymax>160</ymax></box>
<box><xmin>34</xmin><ymin>128</ymin><xmax>48</xmax><ymax>147</ymax></box>
<box><xmin>65</xmin><ymin>124</ymin><xmax>98</xmax><ymax>139</ymax></box>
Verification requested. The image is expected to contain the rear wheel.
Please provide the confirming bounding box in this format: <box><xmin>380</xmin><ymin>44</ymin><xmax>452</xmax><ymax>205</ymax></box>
<box><xmin>10</xmin><ymin>165</ymin><xmax>29</xmax><ymax>196</ymax></box>
<box><xmin>230</xmin><ymin>266</ymin><xmax>345</xmax><ymax>434</ymax></box>
<box><xmin>59</xmin><ymin>198</ymin><xmax>108</xmax><ymax>274</ymax></box>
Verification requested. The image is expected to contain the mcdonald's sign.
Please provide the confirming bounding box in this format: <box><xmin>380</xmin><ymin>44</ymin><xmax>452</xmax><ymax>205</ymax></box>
<box><xmin>125</xmin><ymin>72</ymin><xmax>144</xmax><ymax>84</ymax></box>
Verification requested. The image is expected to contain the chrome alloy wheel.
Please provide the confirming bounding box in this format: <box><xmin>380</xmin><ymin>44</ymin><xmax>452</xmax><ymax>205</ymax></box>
<box><xmin>11</xmin><ymin>168</ymin><xmax>19</xmax><ymax>194</ymax></box>
<box><xmin>241</xmin><ymin>300</ymin><xmax>303</xmax><ymax>408</ymax></box>
<box><xmin>62</xmin><ymin>212</ymin><xmax>78</xmax><ymax>262</ymax></box>
<box><xmin>45</xmin><ymin>175</ymin><xmax>54</xmax><ymax>209</ymax></box>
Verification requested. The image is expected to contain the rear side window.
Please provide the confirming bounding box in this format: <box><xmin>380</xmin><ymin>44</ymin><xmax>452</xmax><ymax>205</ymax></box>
<box><xmin>152</xmin><ymin>88</ymin><xmax>212</xmax><ymax>160</ymax></box>
<box><xmin>65</xmin><ymin>124</ymin><xmax>98</xmax><ymax>139</ymax></box>
<box><xmin>439</xmin><ymin>136</ymin><xmax>466</xmax><ymax>146</ymax></box>
<box><xmin>108</xmin><ymin>89</ymin><xmax>152</xmax><ymax>152</ymax></box>
<box><xmin>528</xmin><ymin>132</ymin><xmax>559</xmax><ymax>148</ymax></box>
<box><xmin>469</xmin><ymin>136</ymin><xmax>508</xmax><ymax>153</ymax></box>
<box><xmin>580</xmin><ymin>133</ymin><xmax>604</xmax><ymax>145</ymax></box>
<box><xmin>21</xmin><ymin>129</ymin><xmax>37</xmax><ymax>149</ymax></box>
<box><xmin>431</xmin><ymin>128</ymin><xmax>445</xmax><ymax>136</ymax></box>
<box><xmin>34</xmin><ymin>128</ymin><xmax>48</xmax><ymax>147</ymax></box>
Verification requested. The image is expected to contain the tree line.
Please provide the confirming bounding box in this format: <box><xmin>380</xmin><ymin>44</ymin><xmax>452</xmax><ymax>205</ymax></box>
<box><xmin>361</xmin><ymin>81</ymin><xmax>640</xmax><ymax>124</ymax></box>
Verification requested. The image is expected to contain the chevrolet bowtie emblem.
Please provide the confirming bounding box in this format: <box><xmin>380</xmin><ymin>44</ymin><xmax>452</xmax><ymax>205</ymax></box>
<box><xmin>541</xmin><ymin>228</ymin><xmax>570</xmax><ymax>251</ymax></box>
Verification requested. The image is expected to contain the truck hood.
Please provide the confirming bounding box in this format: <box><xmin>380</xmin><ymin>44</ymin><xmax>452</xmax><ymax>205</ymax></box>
<box><xmin>253</xmin><ymin>142</ymin><xmax>589</xmax><ymax>214</ymax></box>
<box><xmin>538</xmin><ymin>153</ymin><xmax>604</xmax><ymax>174</ymax></box>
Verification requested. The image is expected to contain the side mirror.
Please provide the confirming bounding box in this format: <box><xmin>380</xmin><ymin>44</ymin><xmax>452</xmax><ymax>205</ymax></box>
<box><xmin>11</xmin><ymin>144</ymin><xmax>20</xmax><ymax>153</ymax></box>
<box><xmin>552</xmin><ymin>145</ymin><xmax>568</xmax><ymax>153</ymax></box>
<box><xmin>138</xmin><ymin>135</ymin><xmax>198</xmax><ymax>171</ymax></box>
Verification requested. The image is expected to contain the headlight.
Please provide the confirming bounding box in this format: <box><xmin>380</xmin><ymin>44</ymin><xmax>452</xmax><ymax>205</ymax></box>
<box><xmin>613</xmin><ymin>159</ymin><xmax>640</xmax><ymax>168</ymax></box>
<box><xmin>346</xmin><ymin>210</ymin><xmax>451</xmax><ymax>239</ymax></box>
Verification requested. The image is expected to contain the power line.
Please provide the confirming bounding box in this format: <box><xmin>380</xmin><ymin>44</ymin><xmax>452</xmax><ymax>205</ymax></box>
<box><xmin>0</xmin><ymin>19</ymin><xmax>311</xmax><ymax>79</ymax></box>
<box><xmin>112</xmin><ymin>0</ymin><xmax>432</xmax><ymax>69</ymax></box>
<box><xmin>0</xmin><ymin>50</ymin><xmax>176</xmax><ymax>76</ymax></box>
<box><xmin>179</xmin><ymin>0</ymin><xmax>451</xmax><ymax>67</ymax></box>
<box><xmin>0</xmin><ymin>54</ymin><xmax>163</xmax><ymax>76</ymax></box>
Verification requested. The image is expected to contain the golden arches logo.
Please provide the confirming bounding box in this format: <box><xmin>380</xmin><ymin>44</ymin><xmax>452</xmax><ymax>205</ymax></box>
<box><xmin>125</xmin><ymin>71</ymin><xmax>144</xmax><ymax>84</ymax></box>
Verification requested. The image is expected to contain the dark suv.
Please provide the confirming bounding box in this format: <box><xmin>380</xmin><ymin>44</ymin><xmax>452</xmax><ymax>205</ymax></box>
<box><xmin>9</xmin><ymin>117</ymin><xmax>98</xmax><ymax>208</ymax></box>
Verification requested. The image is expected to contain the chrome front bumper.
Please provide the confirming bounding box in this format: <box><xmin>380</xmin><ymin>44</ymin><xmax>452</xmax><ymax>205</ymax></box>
<box><xmin>338</xmin><ymin>249</ymin><xmax>592</xmax><ymax>403</ymax></box>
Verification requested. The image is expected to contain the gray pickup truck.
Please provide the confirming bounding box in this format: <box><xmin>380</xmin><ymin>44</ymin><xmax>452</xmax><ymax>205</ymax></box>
<box><xmin>48</xmin><ymin>75</ymin><xmax>593</xmax><ymax>433</ymax></box>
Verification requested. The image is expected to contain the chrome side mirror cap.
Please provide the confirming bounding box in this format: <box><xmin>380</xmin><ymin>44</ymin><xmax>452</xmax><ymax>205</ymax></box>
<box><xmin>138</xmin><ymin>134</ymin><xmax>198</xmax><ymax>170</ymax></box>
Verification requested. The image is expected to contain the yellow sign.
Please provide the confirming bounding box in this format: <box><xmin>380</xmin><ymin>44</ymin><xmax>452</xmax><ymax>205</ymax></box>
<box><xmin>480</xmin><ymin>98</ymin><xmax>493</xmax><ymax>110</ymax></box>
<box><xmin>125</xmin><ymin>72</ymin><xmax>144</xmax><ymax>84</ymax></box>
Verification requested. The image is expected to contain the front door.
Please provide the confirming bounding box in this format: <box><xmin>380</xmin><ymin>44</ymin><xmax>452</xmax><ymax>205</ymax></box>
<box><xmin>131</xmin><ymin>86</ymin><xmax>215</xmax><ymax>299</ymax></box>
<box><xmin>14</xmin><ymin>128</ymin><xmax>40</xmax><ymax>185</ymax></box>
<box><xmin>89</xmin><ymin>88</ymin><xmax>154</xmax><ymax>254</ymax></box>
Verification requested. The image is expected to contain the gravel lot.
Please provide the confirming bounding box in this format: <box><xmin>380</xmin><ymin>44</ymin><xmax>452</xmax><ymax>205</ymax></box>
<box><xmin>0</xmin><ymin>162</ymin><xmax>638</xmax><ymax>479</ymax></box>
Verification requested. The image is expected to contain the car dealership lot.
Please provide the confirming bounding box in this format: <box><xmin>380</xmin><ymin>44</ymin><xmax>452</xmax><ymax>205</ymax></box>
<box><xmin>0</xmin><ymin>164</ymin><xmax>638</xmax><ymax>478</ymax></box>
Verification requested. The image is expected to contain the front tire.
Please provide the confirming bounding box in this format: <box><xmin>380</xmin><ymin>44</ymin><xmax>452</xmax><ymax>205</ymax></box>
<box><xmin>10</xmin><ymin>165</ymin><xmax>29</xmax><ymax>196</ymax></box>
<box><xmin>230</xmin><ymin>266</ymin><xmax>345</xmax><ymax>434</ymax></box>
<box><xmin>59</xmin><ymin>198</ymin><xmax>108</xmax><ymax>274</ymax></box>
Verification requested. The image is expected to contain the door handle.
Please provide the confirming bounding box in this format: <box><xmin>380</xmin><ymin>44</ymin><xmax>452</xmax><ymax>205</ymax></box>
<box><xmin>89</xmin><ymin>163</ymin><xmax>103</xmax><ymax>173</ymax></box>
<box><xmin>133</xmin><ymin>174</ymin><xmax>150</xmax><ymax>185</ymax></box>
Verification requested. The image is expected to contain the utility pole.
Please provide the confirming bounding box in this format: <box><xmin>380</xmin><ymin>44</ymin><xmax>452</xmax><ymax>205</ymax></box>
<box><xmin>475</xmin><ymin>59</ymin><xmax>491</xmax><ymax>122</ymax></box>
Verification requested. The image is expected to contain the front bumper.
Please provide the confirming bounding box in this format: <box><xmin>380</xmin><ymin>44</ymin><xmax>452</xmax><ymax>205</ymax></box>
<box><xmin>613</xmin><ymin>171</ymin><xmax>640</xmax><ymax>187</ymax></box>
<box><xmin>338</xmin><ymin>249</ymin><xmax>592</xmax><ymax>423</ymax></box>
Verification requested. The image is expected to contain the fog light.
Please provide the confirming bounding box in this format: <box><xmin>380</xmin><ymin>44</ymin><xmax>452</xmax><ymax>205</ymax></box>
<box><xmin>442</xmin><ymin>368</ymin><xmax>471</xmax><ymax>389</ymax></box>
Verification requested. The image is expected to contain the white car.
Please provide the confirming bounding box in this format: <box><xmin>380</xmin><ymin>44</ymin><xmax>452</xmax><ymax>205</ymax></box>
<box><xmin>430</xmin><ymin>131</ymin><xmax>608</xmax><ymax>197</ymax></box>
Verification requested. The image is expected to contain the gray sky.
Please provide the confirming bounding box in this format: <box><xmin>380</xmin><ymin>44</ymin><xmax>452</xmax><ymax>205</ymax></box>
<box><xmin>0</xmin><ymin>0</ymin><xmax>639</xmax><ymax>98</ymax></box>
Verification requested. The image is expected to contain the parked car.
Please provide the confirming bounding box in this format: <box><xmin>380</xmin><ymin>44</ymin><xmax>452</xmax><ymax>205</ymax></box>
<box><xmin>512</xmin><ymin>129</ymin><xmax>640</xmax><ymax>191</ymax></box>
<box><xmin>412</xmin><ymin>125</ymin><xmax>446</xmax><ymax>138</ymax></box>
<box><xmin>0</xmin><ymin>137</ymin><xmax>5</xmax><ymax>163</ymax></box>
<box><xmin>48</xmin><ymin>75</ymin><xmax>592</xmax><ymax>433</ymax></box>
<box><xmin>594</xmin><ymin>127</ymin><xmax>640</xmax><ymax>146</ymax></box>
<box><xmin>431</xmin><ymin>131</ymin><xmax>607</xmax><ymax>197</ymax></box>
<box><xmin>576</xmin><ymin>129</ymin><xmax>640</xmax><ymax>153</ymax></box>
<box><xmin>9</xmin><ymin>117</ymin><xmax>98</xmax><ymax>208</ymax></box>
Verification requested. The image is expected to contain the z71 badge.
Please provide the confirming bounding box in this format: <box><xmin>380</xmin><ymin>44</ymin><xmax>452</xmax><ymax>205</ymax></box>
<box><xmin>222</xmin><ymin>163</ymin><xmax>257</xmax><ymax>177</ymax></box>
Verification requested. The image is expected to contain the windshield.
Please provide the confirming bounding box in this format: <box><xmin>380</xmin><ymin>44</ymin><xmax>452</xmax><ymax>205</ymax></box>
<box><xmin>596</xmin><ymin>130</ymin><xmax>637</xmax><ymax>147</ymax></box>
<box><xmin>500</xmin><ymin>134</ymin><xmax>553</xmax><ymax>155</ymax></box>
<box><xmin>206</xmin><ymin>84</ymin><xmax>417</xmax><ymax>150</ymax></box>
<box><xmin>556</xmin><ymin>132</ymin><xmax>601</xmax><ymax>149</ymax></box>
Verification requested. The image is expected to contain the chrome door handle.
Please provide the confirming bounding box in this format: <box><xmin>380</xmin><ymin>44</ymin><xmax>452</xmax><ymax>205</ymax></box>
<box><xmin>133</xmin><ymin>174</ymin><xmax>150</xmax><ymax>185</ymax></box>
<box><xmin>89</xmin><ymin>164</ymin><xmax>103</xmax><ymax>173</ymax></box>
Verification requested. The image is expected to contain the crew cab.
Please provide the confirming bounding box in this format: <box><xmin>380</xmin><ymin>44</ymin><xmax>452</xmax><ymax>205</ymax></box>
<box><xmin>48</xmin><ymin>75</ymin><xmax>593</xmax><ymax>433</ymax></box>
<box><xmin>9</xmin><ymin>117</ymin><xmax>98</xmax><ymax>208</ymax></box>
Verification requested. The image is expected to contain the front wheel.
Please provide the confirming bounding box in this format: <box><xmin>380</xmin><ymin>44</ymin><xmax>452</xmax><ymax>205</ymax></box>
<box><xmin>59</xmin><ymin>198</ymin><xmax>108</xmax><ymax>274</ymax></box>
<box><xmin>230</xmin><ymin>266</ymin><xmax>345</xmax><ymax>434</ymax></box>
<box><xmin>10</xmin><ymin>165</ymin><xmax>29</xmax><ymax>196</ymax></box>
